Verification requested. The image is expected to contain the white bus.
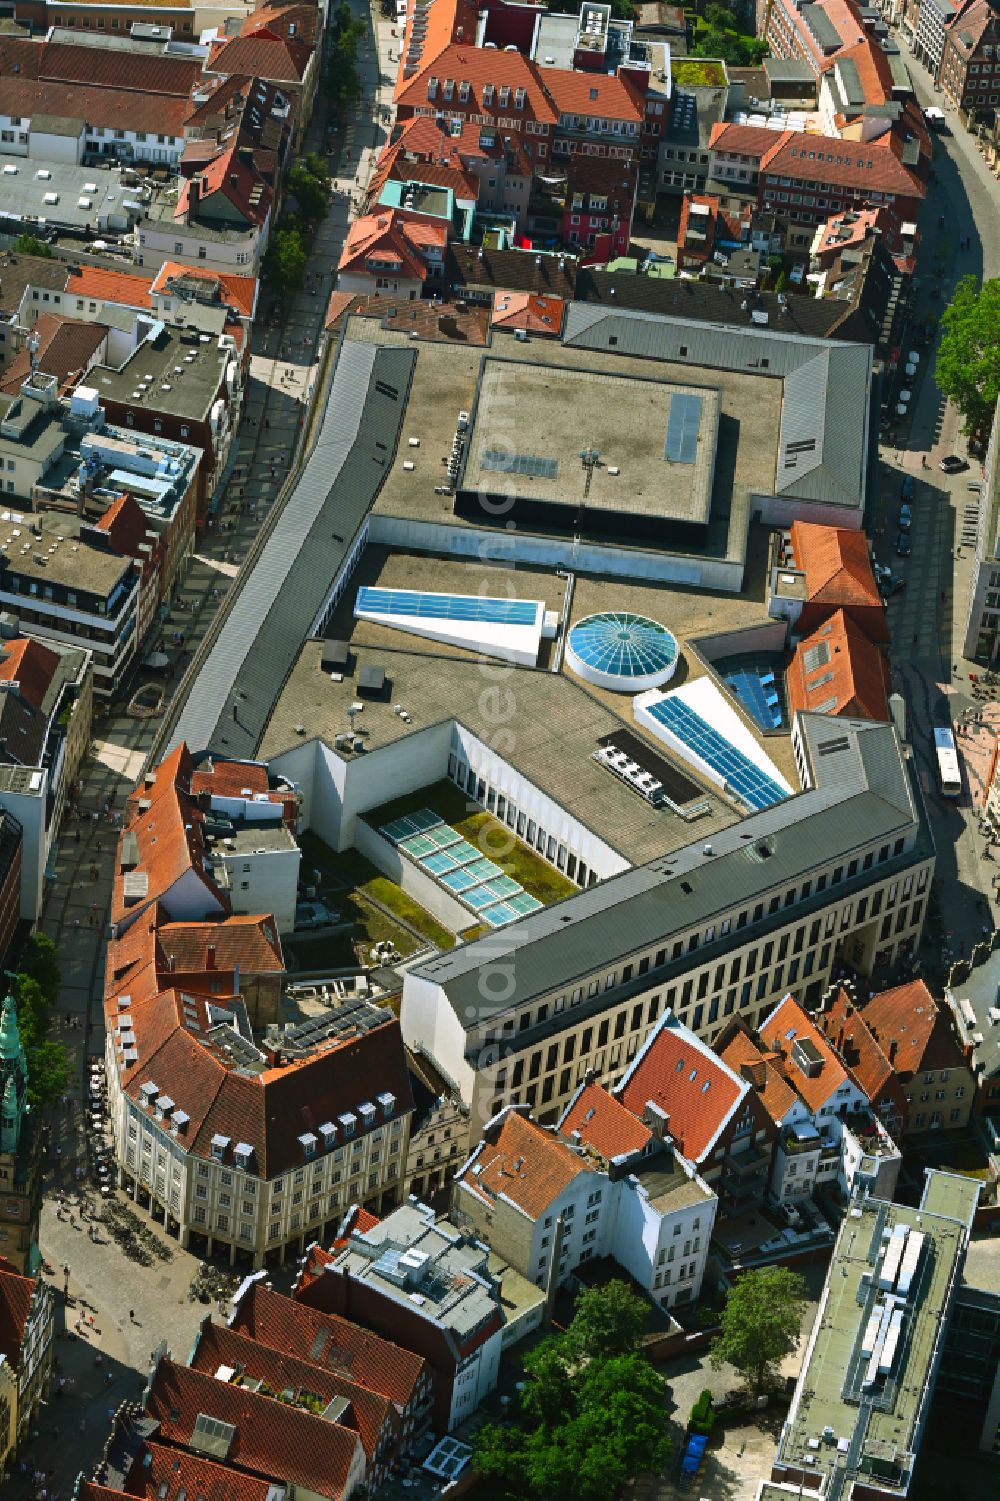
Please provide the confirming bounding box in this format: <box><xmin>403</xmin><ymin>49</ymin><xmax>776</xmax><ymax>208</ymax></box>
<box><xmin>933</xmin><ymin>725</ymin><xmax>961</xmax><ymax>797</ymax></box>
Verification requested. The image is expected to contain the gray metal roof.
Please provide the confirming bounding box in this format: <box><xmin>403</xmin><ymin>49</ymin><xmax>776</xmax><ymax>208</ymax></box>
<box><xmin>563</xmin><ymin>305</ymin><xmax>871</xmax><ymax>511</ymax></box>
<box><xmin>408</xmin><ymin>716</ymin><xmax>927</xmax><ymax>1025</ymax></box>
<box><xmin>167</xmin><ymin>341</ymin><xmax>415</xmax><ymax>759</ymax></box>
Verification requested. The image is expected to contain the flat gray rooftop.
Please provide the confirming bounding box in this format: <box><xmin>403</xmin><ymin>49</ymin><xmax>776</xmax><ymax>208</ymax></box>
<box><xmin>356</xmin><ymin>317</ymin><xmax>776</xmax><ymax>567</ymax></box>
<box><xmin>462</xmin><ymin>359</ymin><xmax>719</xmax><ymax>525</ymax></box>
<box><xmin>407</xmin><ymin>715</ymin><xmax>926</xmax><ymax>1023</ymax></box>
<box><xmin>87</xmin><ymin>325</ymin><xmax>231</xmax><ymax>424</ymax></box>
<box><xmin>259</xmin><ymin>637</ymin><xmax>739</xmax><ymax>867</ymax></box>
<box><xmin>774</xmin><ymin>1176</ymin><xmax>975</xmax><ymax>1493</ymax></box>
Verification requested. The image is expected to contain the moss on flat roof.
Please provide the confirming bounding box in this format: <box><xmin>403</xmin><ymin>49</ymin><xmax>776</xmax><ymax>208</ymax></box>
<box><xmin>672</xmin><ymin>58</ymin><xmax>728</xmax><ymax>87</ymax></box>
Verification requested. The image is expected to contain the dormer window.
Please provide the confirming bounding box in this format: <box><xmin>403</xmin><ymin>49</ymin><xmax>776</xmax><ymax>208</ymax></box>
<box><xmin>443</xmin><ymin>78</ymin><xmax>454</xmax><ymax>100</ymax></box>
<box><xmin>359</xmin><ymin>1102</ymin><xmax>377</xmax><ymax>1129</ymax></box>
<box><xmin>499</xmin><ymin>86</ymin><xmax>510</xmax><ymax>107</ymax></box>
<box><xmin>377</xmin><ymin>1092</ymin><xmax>396</xmax><ymax>1118</ymax></box>
<box><xmin>427</xmin><ymin>75</ymin><xmax>438</xmax><ymax>99</ymax></box>
<box><xmin>483</xmin><ymin>83</ymin><xmax>495</xmax><ymax>106</ymax></box>
<box><xmin>515</xmin><ymin>87</ymin><xmax>526</xmax><ymax>110</ymax></box>
<box><xmin>234</xmin><ymin>1142</ymin><xmax>254</xmax><ymax>1170</ymax></box>
<box><xmin>459</xmin><ymin>80</ymin><xmax>470</xmax><ymax>102</ymax></box>
<box><xmin>139</xmin><ymin>1081</ymin><xmax>158</xmax><ymax>1107</ymax></box>
<box><xmin>298</xmin><ymin>1132</ymin><xmax>318</xmax><ymax>1160</ymax></box>
<box><xmin>338</xmin><ymin>1111</ymin><xmax>357</xmax><ymax>1138</ymax></box>
<box><xmin>211</xmin><ymin>1133</ymin><xmax>230</xmax><ymax>1162</ymax></box>
<box><xmin>172</xmin><ymin>1109</ymin><xmax>190</xmax><ymax>1134</ymax></box>
<box><xmin>155</xmin><ymin>1094</ymin><xmax>174</xmax><ymax>1121</ymax></box>
<box><xmin>319</xmin><ymin>1121</ymin><xmax>337</xmax><ymax>1149</ymax></box>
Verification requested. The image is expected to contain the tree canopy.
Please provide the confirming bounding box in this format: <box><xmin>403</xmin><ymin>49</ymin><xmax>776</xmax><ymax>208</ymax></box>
<box><xmin>288</xmin><ymin>162</ymin><xmax>329</xmax><ymax>224</ymax></box>
<box><xmin>473</xmin><ymin>1282</ymin><xmax>668</xmax><ymax>1500</ymax></box>
<box><xmin>263</xmin><ymin>226</ymin><xmax>308</xmax><ymax>295</ymax></box>
<box><xmin>14</xmin><ymin>234</ymin><xmax>53</xmax><ymax>259</ymax></box>
<box><xmin>936</xmin><ymin>276</ymin><xmax>1000</xmax><ymax>441</ymax></box>
<box><xmin>14</xmin><ymin>934</ymin><xmax>69</xmax><ymax>1111</ymax></box>
<box><xmin>564</xmin><ymin>1277</ymin><xmax>650</xmax><ymax>1360</ymax></box>
<box><xmin>710</xmin><ymin>1265</ymin><xmax>808</xmax><ymax>1393</ymax></box>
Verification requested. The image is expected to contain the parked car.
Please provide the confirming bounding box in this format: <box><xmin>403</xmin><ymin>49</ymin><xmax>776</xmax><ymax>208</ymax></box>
<box><xmin>940</xmin><ymin>455</ymin><xmax>970</xmax><ymax>473</ymax></box>
<box><xmin>885</xmin><ymin>575</ymin><xmax>907</xmax><ymax>598</ymax></box>
<box><xmin>898</xmin><ymin>503</ymin><xmax>912</xmax><ymax>529</ymax></box>
<box><xmin>896</xmin><ymin>531</ymin><xmax>912</xmax><ymax>558</ymax></box>
<box><xmin>901</xmin><ymin>474</ymin><xmax>916</xmax><ymax>501</ymax></box>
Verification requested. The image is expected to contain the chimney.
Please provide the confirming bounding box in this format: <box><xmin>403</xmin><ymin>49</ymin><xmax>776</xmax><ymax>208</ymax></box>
<box><xmin>888</xmin><ymin>1038</ymin><xmax>898</xmax><ymax>1063</ymax></box>
<box><xmin>206</xmin><ymin>944</ymin><xmax>216</xmax><ymax>970</ymax></box>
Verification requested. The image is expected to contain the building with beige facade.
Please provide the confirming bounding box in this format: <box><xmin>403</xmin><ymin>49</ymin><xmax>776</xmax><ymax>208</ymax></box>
<box><xmin>401</xmin><ymin>713</ymin><xmax>935</xmax><ymax>1151</ymax></box>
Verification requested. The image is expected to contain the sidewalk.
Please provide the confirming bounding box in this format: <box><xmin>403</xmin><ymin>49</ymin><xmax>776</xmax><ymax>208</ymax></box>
<box><xmin>30</xmin><ymin>1</ymin><xmax>391</xmax><ymax>1459</ymax></box>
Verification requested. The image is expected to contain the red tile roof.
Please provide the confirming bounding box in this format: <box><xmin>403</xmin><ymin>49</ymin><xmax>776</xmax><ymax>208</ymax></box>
<box><xmin>0</xmin><ymin>1262</ymin><xmax>35</xmax><ymax>1363</ymax></box>
<box><xmin>540</xmin><ymin>65</ymin><xmax>644</xmax><ymax>121</ymax></box>
<box><xmin>150</xmin><ymin>262</ymin><xmax>258</xmax><ymax>321</ymax></box>
<box><xmin>112</xmin><ymin>980</ymin><xmax>413</xmax><ymax>1177</ymax></box>
<box><xmin>0</xmin><ymin>76</ymin><xmax>194</xmax><ymax>137</ymax></box>
<box><xmin>127</xmin><ymin>1440</ymin><xmax>279</xmax><ymax>1501</ymax></box>
<box><xmin>715</xmin><ymin>1023</ymin><xmax>799</xmax><ymax>1125</ymax></box>
<box><xmin>189</xmin><ymin>1320</ymin><xmax>398</xmax><ymax>1463</ymax></box>
<box><xmin>395</xmin><ymin>44</ymin><xmax>558</xmax><ymax>125</ymax></box>
<box><xmin>156</xmin><ymin>915</ymin><xmax>284</xmax><ymax>976</ymax></box>
<box><xmin>0</xmin><ymin>312</ymin><xmax>107</xmax><ymax>396</ymax></box>
<box><xmin>491</xmin><ymin>291</ymin><xmax>565</xmax><ymax>335</ymax></box>
<box><xmin>394</xmin><ymin>0</ymin><xmax>480</xmax><ymax>98</ymax></box>
<box><xmin>64</xmin><ymin>264</ymin><xmax>154</xmax><ymax>309</ymax></box>
<box><xmin>338</xmin><ymin>210</ymin><xmax>430</xmax><ymax>283</ymax></box>
<box><xmin>759</xmin><ymin>994</ymin><xmax>853</xmax><ymax>1111</ymax></box>
<box><xmin>790</xmin><ymin>521</ymin><xmax>883</xmax><ymax>609</ymax></box>
<box><xmin>96</xmin><ymin>492</ymin><xmax>153</xmax><ymax>561</ymax></box>
<box><xmin>145</xmin><ymin>1357</ymin><xmax>362</xmax><ymax>1498</ymax></box>
<box><xmin>208</xmin><ymin>32</ymin><xmax>313</xmax><ymax>84</ymax></box>
<box><xmin>786</xmin><ymin>609</ymin><xmax>891</xmax><ymax>722</ymax></box>
<box><xmin>760</xmin><ymin>126</ymin><xmax>926</xmax><ymax>198</ymax></box>
<box><xmin>861</xmin><ymin>981</ymin><xmax>967</xmax><ymax>1078</ymax></box>
<box><xmin>38</xmin><ymin>40</ymin><xmax>202</xmax><ymax>96</ymax></box>
<box><xmin>816</xmin><ymin>986</ymin><xmax>907</xmax><ymax>1120</ymax></box>
<box><xmin>113</xmin><ymin>743</ymin><xmax>229</xmax><ymax>930</ymax></box>
<box><xmin>459</xmin><ymin>1108</ymin><xmax>591</xmax><ymax>1217</ymax></box>
<box><xmin>332</xmin><ymin>1205</ymin><xmax>381</xmax><ymax>1251</ymax></box>
<box><xmin>945</xmin><ymin>0</ymin><xmax>998</xmax><ymax>56</ymax></box>
<box><xmin>186</xmin><ymin>143</ymin><xmax>273</xmax><ymax>227</ymax></box>
<box><xmin>617</xmin><ymin>1013</ymin><xmax>747</xmax><ymax>1162</ymax></box>
<box><xmin>827</xmin><ymin>38</ymin><xmax>895</xmax><ymax>105</ymax></box>
<box><xmin>232</xmin><ymin>1281</ymin><xmax>428</xmax><ymax>1411</ymax></box>
<box><xmin>0</xmin><ymin>636</ymin><xmax>61</xmax><ymax>713</ymax></box>
<box><xmin>559</xmin><ymin>1081</ymin><xmax>652</xmax><ymax>1159</ymax></box>
<box><xmin>242</xmin><ymin>2</ymin><xmax>319</xmax><ymax>44</ymax></box>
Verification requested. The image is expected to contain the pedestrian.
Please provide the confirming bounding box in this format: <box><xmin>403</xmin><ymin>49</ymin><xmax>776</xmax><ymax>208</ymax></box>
<box><xmin>128</xmin><ymin>1309</ymin><xmax>135</xmax><ymax>1323</ymax></box>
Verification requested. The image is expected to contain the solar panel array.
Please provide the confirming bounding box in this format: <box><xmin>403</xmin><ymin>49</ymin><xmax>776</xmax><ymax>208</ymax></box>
<box><xmin>664</xmin><ymin>392</ymin><xmax>703</xmax><ymax>465</ymax></box>
<box><xmin>356</xmin><ymin>587</ymin><xmax>539</xmax><ymax>626</ymax></box>
<box><xmin>380</xmin><ymin>806</ymin><xmax>544</xmax><ymax>927</ymax></box>
<box><xmin>482</xmin><ymin>450</ymin><xmax>558</xmax><ymax>480</ymax></box>
<box><xmin>643</xmin><ymin>697</ymin><xmax>789</xmax><ymax>811</ymax></box>
<box><xmin>568</xmin><ymin>612</ymin><xmax>678</xmax><ymax>682</ymax></box>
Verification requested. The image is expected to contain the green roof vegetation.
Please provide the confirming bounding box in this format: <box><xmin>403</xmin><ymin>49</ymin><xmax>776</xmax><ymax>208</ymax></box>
<box><xmin>672</xmin><ymin>58</ymin><xmax>728</xmax><ymax>87</ymax></box>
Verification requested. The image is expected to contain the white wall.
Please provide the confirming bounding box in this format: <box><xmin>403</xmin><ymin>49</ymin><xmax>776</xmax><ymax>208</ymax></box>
<box><xmin>451</xmin><ymin>724</ymin><xmax>629</xmax><ymax>881</ymax></box>
<box><xmin>337</xmin><ymin>270</ymin><xmax>422</xmax><ymax>300</ymax></box>
<box><xmin>369</xmin><ymin>514</ymin><xmax>745</xmax><ymax>591</ymax></box>
<box><xmin>216</xmin><ymin>844</ymin><xmax>300</xmax><ymax>934</ymax></box>
<box><xmin>27</xmin><ymin>129</ymin><xmax>83</xmax><ymax>165</ymax></box>
<box><xmin>355</xmin><ymin>818</ymin><xmax>473</xmax><ymax>933</ymax></box>
<box><xmin>449</xmin><ymin>1325</ymin><xmax>502</xmax><ymax>1427</ymax></box>
<box><xmin>400</xmin><ymin>971</ymin><xmax>476</xmax><ymax>1105</ymax></box>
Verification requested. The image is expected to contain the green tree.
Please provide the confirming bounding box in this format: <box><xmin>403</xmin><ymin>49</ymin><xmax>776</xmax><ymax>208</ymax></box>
<box><xmin>474</xmin><ymin>1284</ymin><xmax>668</xmax><ymax>1501</ymax></box>
<box><xmin>704</xmin><ymin>2</ymin><xmax>736</xmax><ymax>24</ymax></box>
<box><xmin>303</xmin><ymin>152</ymin><xmax>331</xmax><ymax>186</ymax></box>
<box><xmin>18</xmin><ymin>932</ymin><xmax>60</xmax><ymax>1006</ymax></box>
<box><xmin>263</xmin><ymin>227</ymin><xmax>307</xmax><ymax>295</ymax></box>
<box><xmin>14</xmin><ymin>975</ymin><xmax>51</xmax><ymax>1055</ymax></box>
<box><xmin>710</xmin><ymin>1265</ymin><xmax>808</xmax><ymax>1393</ymax></box>
<box><xmin>475</xmin><ymin>1349</ymin><xmax>668</xmax><ymax>1501</ymax></box>
<box><xmin>24</xmin><ymin>1037</ymin><xmax>70</xmax><ymax>1112</ymax></box>
<box><xmin>936</xmin><ymin>275</ymin><xmax>1000</xmax><ymax>441</ymax></box>
<box><xmin>565</xmin><ymin>1278</ymin><xmax>649</xmax><ymax>1360</ymax></box>
<box><xmin>14</xmin><ymin>234</ymin><xmax>52</xmax><ymax>258</ymax></box>
<box><xmin>287</xmin><ymin>163</ymin><xmax>329</xmax><ymax>224</ymax></box>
